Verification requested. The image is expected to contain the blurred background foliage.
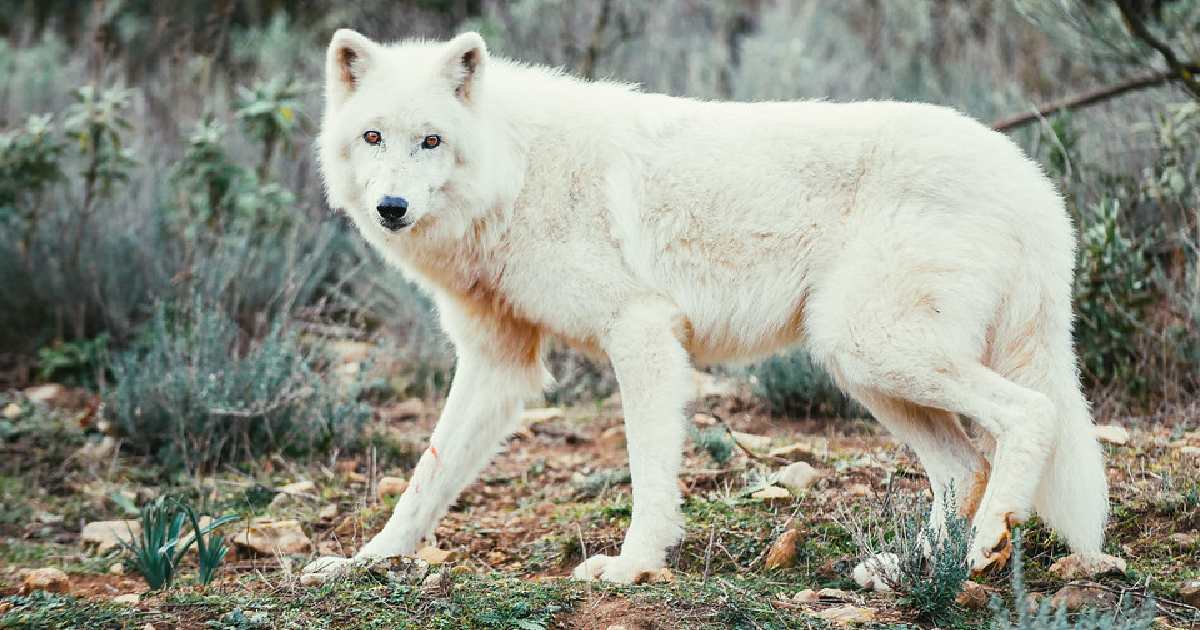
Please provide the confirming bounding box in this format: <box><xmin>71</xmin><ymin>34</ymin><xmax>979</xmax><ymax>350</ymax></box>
<box><xmin>0</xmin><ymin>0</ymin><xmax>1196</xmax><ymax>472</ymax></box>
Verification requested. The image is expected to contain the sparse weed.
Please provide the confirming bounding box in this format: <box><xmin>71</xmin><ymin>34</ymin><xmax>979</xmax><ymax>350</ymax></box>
<box><xmin>749</xmin><ymin>350</ymin><xmax>862</xmax><ymax>418</ymax></box>
<box><xmin>989</xmin><ymin>530</ymin><xmax>1157</xmax><ymax>630</ymax></box>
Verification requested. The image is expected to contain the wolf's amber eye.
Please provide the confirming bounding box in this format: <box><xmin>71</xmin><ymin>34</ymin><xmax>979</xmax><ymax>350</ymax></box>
<box><xmin>363</xmin><ymin>130</ymin><xmax>382</xmax><ymax>145</ymax></box>
<box><xmin>421</xmin><ymin>134</ymin><xmax>442</xmax><ymax>149</ymax></box>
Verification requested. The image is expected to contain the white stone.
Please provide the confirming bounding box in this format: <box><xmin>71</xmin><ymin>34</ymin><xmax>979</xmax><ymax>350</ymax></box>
<box><xmin>1093</xmin><ymin>424</ymin><xmax>1129</xmax><ymax>445</ymax></box>
<box><xmin>774</xmin><ymin>461</ymin><xmax>820</xmax><ymax>495</ymax></box>
<box><xmin>852</xmin><ymin>553</ymin><xmax>899</xmax><ymax>592</ymax></box>
<box><xmin>81</xmin><ymin>520</ymin><xmax>142</xmax><ymax>554</ymax></box>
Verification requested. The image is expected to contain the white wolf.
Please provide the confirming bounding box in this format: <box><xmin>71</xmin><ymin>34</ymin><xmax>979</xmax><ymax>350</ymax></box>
<box><xmin>306</xmin><ymin>30</ymin><xmax>1108</xmax><ymax>584</ymax></box>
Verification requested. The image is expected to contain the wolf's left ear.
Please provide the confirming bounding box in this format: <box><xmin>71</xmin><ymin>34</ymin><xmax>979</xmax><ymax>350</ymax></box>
<box><xmin>442</xmin><ymin>32</ymin><xmax>487</xmax><ymax>105</ymax></box>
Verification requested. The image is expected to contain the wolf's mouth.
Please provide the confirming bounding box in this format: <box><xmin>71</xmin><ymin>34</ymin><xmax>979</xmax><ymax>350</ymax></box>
<box><xmin>379</xmin><ymin>216</ymin><xmax>413</xmax><ymax>231</ymax></box>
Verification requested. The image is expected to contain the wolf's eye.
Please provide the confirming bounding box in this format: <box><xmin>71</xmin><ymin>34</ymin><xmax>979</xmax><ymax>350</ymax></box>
<box><xmin>421</xmin><ymin>134</ymin><xmax>442</xmax><ymax>150</ymax></box>
<box><xmin>363</xmin><ymin>130</ymin><xmax>382</xmax><ymax>146</ymax></box>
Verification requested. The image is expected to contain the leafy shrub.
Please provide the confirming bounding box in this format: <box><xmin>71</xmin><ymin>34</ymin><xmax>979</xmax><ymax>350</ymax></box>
<box><xmin>989</xmin><ymin>530</ymin><xmax>1157</xmax><ymax>630</ymax></box>
<box><xmin>0</xmin><ymin>113</ymin><xmax>64</xmax><ymax>219</ymax></box>
<box><xmin>120</xmin><ymin>496</ymin><xmax>238</xmax><ymax>590</ymax></box>
<box><xmin>749</xmin><ymin>350</ymin><xmax>862</xmax><ymax>418</ymax></box>
<box><xmin>36</xmin><ymin>334</ymin><xmax>109</xmax><ymax>386</ymax></box>
<box><xmin>1072</xmin><ymin>197</ymin><xmax>1155</xmax><ymax>393</ymax></box>
<box><xmin>104</xmin><ymin>298</ymin><xmax>371</xmax><ymax>472</ymax></box>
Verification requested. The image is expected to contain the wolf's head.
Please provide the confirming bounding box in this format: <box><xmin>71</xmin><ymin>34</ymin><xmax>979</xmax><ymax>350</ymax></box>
<box><xmin>319</xmin><ymin>30</ymin><xmax>512</xmax><ymax>242</ymax></box>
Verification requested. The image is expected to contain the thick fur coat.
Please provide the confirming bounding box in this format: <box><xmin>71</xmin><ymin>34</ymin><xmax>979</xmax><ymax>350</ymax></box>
<box><xmin>307</xmin><ymin>30</ymin><xmax>1109</xmax><ymax>584</ymax></box>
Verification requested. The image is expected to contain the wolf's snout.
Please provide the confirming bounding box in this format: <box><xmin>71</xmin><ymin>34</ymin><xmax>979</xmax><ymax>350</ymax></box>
<box><xmin>376</xmin><ymin>195</ymin><xmax>409</xmax><ymax>228</ymax></box>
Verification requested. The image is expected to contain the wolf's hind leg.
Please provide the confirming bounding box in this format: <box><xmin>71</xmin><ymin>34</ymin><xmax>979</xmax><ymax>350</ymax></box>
<box><xmin>573</xmin><ymin>298</ymin><xmax>692</xmax><ymax>584</ymax></box>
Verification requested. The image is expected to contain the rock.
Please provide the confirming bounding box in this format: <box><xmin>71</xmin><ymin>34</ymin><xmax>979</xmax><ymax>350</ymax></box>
<box><xmin>109</xmin><ymin>562</ymin><xmax>125</xmax><ymax>576</ymax></box>
<box><xmin>20</xmin><ymin>567</ymin><xmax>70</xmax><ymax>594</ymax></box>
<box><xmin>1179</xmin><ymin>580</ymin><xmax>1200</xmax><ymax>607</ymax></box>
<box><xmin>792</xmin><ymin>589</ymin><xmax>820</xmax><ymax>603</ymax></box>
<box><xmin>1181</xmin><ymin>446</ymin><xmax>1200</xmax><ymax>457</ymax></box>
<box><xmin>764</xmin><ymin>529</ymin><xmax>801</xmax><ymax>569</ymax></box>
<box><xmin>775</xmin><ymin>461</ymin><xmax>820</xmax><ymax>495</ymax></box>
<box><xmin>280</xmin><ymin>480</ymin><xmax>316</xmax><ymax>495</ymax></box>
<box><xmin>345</xmin><ymin>471</ymin><xmax>368</xmax><ymax>484</ymax></box>
<box><xmin>422</xmin><ymin>571</ymin><xmax>445</xmax><ymax>590</ymax></box>
<box><xmin>1094</xmin><ymin>424</ymin><xmax>1130</xmax><ymax>445</ymax></box>
<box><xmin>81</xmin><ymin>520</ymin><xmax>142</xmax><ymax>554</ymax></box>
<box><xmin>692</xmin><ymin>412</ymin><xmax>718</xmax><ymax>426</ymax></box>
<box><xmin>318</xmin><ymin>504</ymin><xmax>339</xmax><ymax>520</ymax></box>
<box><xmin>3</xmin><ymin>402</ymin><xmax>21</xmax><ymax>419</ymax></box>
<box><xmin>112</xmin><ymin>593</ymin><xmax>140</xmax><ymax>605</ymax></box>
<box><xmin>521</xmin><ymin>407</ymin><xmax>566</xmax><ymax>423</ymax></box>
<box><xmin>730</xmin><ymin>431</ymin><xmax>773</xmax><ymax>452</ymax></box>
<box><xmin>1048</xmin><ymin>552</ymin><xmax>1126</xmax><ymax>579</ymax></box>
<box><xmin>317</xmin><ymin>540</ymin><xmax>342</xmax><ymax>556</ymax></box>
<box><xmin>1169</xmin><ymin>532</ymin><xmax>1197</xmax><ymax>548</ymax></box>
<box><xmin>232</xmin><ymin>519</ymin><xmax>310</xmax><ymax>555</ymax></box>
<box><xmin>750</xmin><ymin>486</ymin><xmax>792</xmax><ymax>503</ymax></box>
<box><xmin>75</xmin><ymin>436</ymin><xmax>118</xmax><ymax>462</ymax></box>
<box><xmin>852</xmin><ymin>553</ymin><xmax>899</xmax><ymax>593</ymax></box>
<box><xmin>377</xmin><ymin>476</ymin><xmax>408</xmax><ymax>500</ymax></box>
<box><xmin>416</xmin><ymin>546</ymin><xmax>454</xmax><ymax>565</ymax></box>
<box><xmin>768</xmin><ymin>442</ymin><xmax>816</xmax><ymax>461</ymax></box>
<box><xmin>813</xmin><ymin>605</ymin><xmax>877</xmax><ymax>626</ymax></box>
<box><xmin>382</xmin><ymin>398</ymin><xmax>426</xmax><ymax>421</ymax></box>
<box><xmin>1050</xmin><ymin>582</ymin><xmax>1116</xmax><ymax>612</ymax></box>
<box><xmin>695</xmin><ymin>372</ymin><xmax>737</xmax><ymax>398</ymax></box>
<box><xmin>299</xmin><ymin>572</ymin><xmax>328</xmax><ymax>586</ymax></box>
<box><xmin>955</xmin><ymin>581</ymin><xmax>992</xmax><ymax>610</ymax></box>
<box><xmin>795</xmin><ymin>588</ymin><xmax>853</xmax><ymax>602</ymax></box>
<box><xmin>846</xmin><ymin>483</ymin><xmax>872</xmax><ymax>497</ymax></box>
<box><xmin>597</xmin><ymin>425</ymin><xmax>626</xmax><ymax>450</ymax></box>
<box><xmin>24</xmin><ymin>384</ymin><xmax>66</xmax><ymax>406</ymax></box>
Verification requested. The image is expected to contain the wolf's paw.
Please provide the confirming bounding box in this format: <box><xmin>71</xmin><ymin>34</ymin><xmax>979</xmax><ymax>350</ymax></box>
<box><xmin>969</xmin><ymin>512</ymin><xmax>1018</xmax><ymax>574</ymax></box>
<box><xmin>571</xmin><ymin>554</ymin><xmax>666</xmax><ymax>584</ymax></box>
<box><xmin>852</xmin><ymin>552</ymin><xmax>900</xmax><ymax>592</ymax></box>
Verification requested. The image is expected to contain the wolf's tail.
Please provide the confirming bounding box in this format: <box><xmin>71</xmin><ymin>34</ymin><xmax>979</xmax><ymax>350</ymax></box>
<box><xmin>988</xmin><ymin>259</ymin><xmax>1108</xmax><ymax>555</ymax></box>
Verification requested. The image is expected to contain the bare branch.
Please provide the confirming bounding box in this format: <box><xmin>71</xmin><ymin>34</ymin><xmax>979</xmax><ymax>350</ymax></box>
<box><xmin>992</xmin><ymin>70</ymin><xmax>1176</xmax><ymax>132</ymax></box>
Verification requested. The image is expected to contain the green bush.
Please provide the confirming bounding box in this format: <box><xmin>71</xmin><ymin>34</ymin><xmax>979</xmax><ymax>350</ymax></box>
<box><xmin>749</xmin><ymin>350</ymin><xmax>862</xmax><ymax>418</ymax></box>
<box><xmin>104</xmin><ymin>298</ymin><xmax>371</xmax><ymax>472</ymax></box>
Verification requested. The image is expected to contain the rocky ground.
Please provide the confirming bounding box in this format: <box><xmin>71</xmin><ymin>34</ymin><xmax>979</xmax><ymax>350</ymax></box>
<box><xmin>1</xmin><ymin>382</ymin><xmax>1198</xmax><ymax>629</ymax></box>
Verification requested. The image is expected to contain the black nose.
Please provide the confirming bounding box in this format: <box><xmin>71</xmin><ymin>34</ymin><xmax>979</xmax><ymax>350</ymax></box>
<box><xmin>376</xmin><ymin>196</ymin><xmax>408</xmax><ymax>223</ymax></box>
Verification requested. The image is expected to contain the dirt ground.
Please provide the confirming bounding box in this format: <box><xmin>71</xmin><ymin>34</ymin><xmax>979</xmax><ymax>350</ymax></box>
<box><xmin>1</xmin><ymin>386</ymin><xmax>1198</xmax><ymax>628</ymax></box>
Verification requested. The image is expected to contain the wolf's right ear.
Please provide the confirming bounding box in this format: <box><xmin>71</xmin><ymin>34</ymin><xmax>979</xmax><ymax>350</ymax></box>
<box><xmin>326</xmin><ymin>29</ymin><xmax>376</xmax><ymax>108</ymax></box>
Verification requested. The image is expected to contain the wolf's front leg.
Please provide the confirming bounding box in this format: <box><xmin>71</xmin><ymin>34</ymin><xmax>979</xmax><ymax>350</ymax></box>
<box><xmin>573</xmin><ymin>299</ymin><xmax>693</xmax><ymax>584</ymax></box>
<box><xmin>304</xmin><ymin>351</ymin><xmax>534</xmax><ymax>578</ymax></box>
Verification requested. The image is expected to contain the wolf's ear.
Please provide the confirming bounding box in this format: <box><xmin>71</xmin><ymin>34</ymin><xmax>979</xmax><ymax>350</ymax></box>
<box><xmin>441</xmin><ymin>32</ymin><xmax>487</xmax><ymax>105</ymax></box>
<box><xmin>326</xmin><ymin>29</ymin><xmax>376</xmax><ymax>108</ymax></box>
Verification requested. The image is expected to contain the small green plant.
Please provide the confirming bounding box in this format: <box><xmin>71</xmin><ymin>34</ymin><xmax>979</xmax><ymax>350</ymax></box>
<box><xmin>233</xmin><ymin>76</ymin><xmax>306</xmax><ymax>179</ymax></box>
<box><xmin>686</xmin><ymin>422</ymin><xmax>735</xmax><ymax>464</ymax></box>
<box><xmin>989</xmin><ymin>530</ymin><xmax>1157</xmax><ymax>630</ymax></box>
<box><xmin>750</xmin><ymin>350</ymin><xmax>862</xmax><ymax>418</ymax></box>
<box><xmin>0</xmin><ymin>113</ymin><xmax>64</xmax><ymax>221</ymax></box>
<box><xmin>36</xmin><ymin>333</ymin><xmax>109</xmax><ymax>386</ymax></box>
<box><xmin>120</xmin><ymin>496</ymin><xmax>237</xmax><ymax>590</ymax></box>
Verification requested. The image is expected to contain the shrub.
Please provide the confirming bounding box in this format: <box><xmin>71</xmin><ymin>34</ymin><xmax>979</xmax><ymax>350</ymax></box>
<box><xmin>104</xmin><ymin>298</ymin><xmax>371</xmax><ymax>472</ymax></box>
<box><xmin>749</xmin><ymin>350</ymin><xmax>862</xmax><ymax>418</ymax></box>
<box><xmin>1072</xmin><ymin>196</ymin><xmax>1156</xmax><ymax>393</ymax></box>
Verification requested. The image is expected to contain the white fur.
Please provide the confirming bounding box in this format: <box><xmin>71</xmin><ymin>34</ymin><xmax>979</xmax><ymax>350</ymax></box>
<box><xmin>303</xmin><ymin>31</ymin><xmax>1109</xmax><ymax>583</ymax></box>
